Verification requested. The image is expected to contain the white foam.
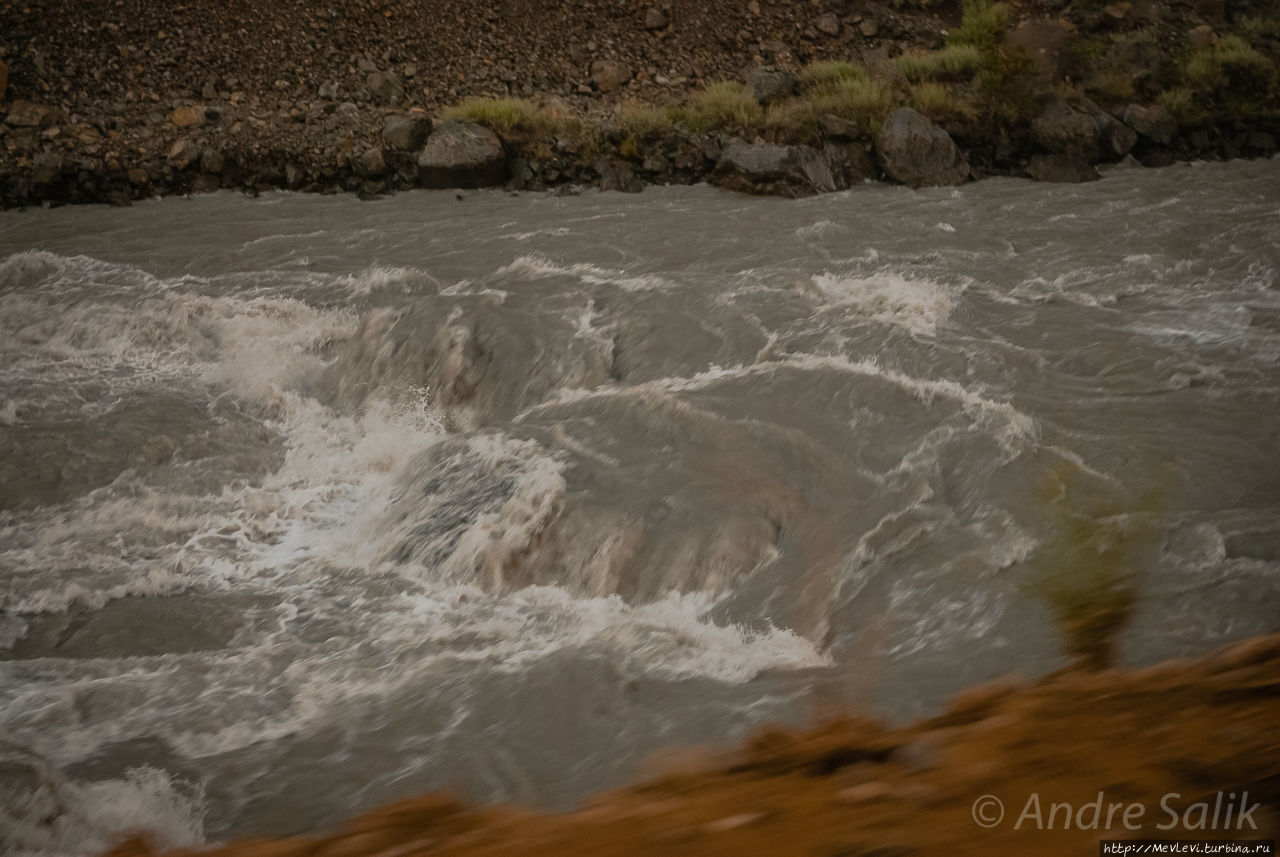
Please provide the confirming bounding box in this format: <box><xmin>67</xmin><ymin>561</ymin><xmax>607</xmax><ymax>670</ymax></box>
<box><xmin>811</xmin><ymin>272</ymin><xmax>955</xmax><ymax>335</ymax></box>
<box><xmin>497</xmin><ymin>254</ymin><xmax>671</xmax><ymax>291</ymax></box>
<box><xmin>0</xmin><ymin>766</ymin><xmax>203</xmax><ymax>857</ymax></box>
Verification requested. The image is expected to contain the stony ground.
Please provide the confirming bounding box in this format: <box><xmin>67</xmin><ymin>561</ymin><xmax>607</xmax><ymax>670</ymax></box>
<box><xmin>1</xmin><ymin>0</ymin><xmax>1277</xmax><ymax>205</ymax></box>
<box><xmin>102</xmin><ymin>633</ymin><xmax>1280</xmax><ymax>856</ymax></box>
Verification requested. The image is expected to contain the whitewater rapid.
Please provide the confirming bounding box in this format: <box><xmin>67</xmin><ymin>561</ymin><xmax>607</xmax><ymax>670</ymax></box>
<box><xmin>1</xmin><ymin>158</ymin><xmax>1277</xmax><ymax>852</ymax></box>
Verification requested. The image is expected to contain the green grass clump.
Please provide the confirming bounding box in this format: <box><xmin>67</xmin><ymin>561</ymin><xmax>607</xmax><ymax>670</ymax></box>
<box><xmin>674</xmin><ymin>82</ymin><xmax>764</xmax><ymax>134</ymax></box>
<box><xmin>1156</xmin><ymin>86</ymin><xmax>1207</xmax><ymax>128</ymax></box>
<box><xmin>947</xmin><ymin>0</ymin><xmax>1010</xmax><ymax>52</ymax></box>
<box><xmin>895</xmin><ymin>44</ymin><xmax>985</xmax><ymax>82</ymax></box>
<box><xmin>766</xmin><ymin>77</ymin><xmax>894</xmax><ymax>141</ymax></box>
<box><xmin>443</xmin><ymin>97</ymin><xmax>552</xmax><ymax>135</ymax></box>
<box><xmin>1238</xmin><ymin>15</ymin><xmax>1280</xmax><ymax>42</ymax></box>
<box><xmin>907</xmin><ymin>82</ymin><xmax>978</xmax><ymax>122</ymax></box>
<box><xmin>799</xmin><ymin>60</ymin><xmax>869</xmax><ymax>92</ymax></box>
<box><xmin>1183</xmin><ymin>35</ymin><xmax>1279</xmax><ymax>115</ymax></box>
<box><xmin>617</xmin><ymin>101</ymin><xmax>676</xmax><ymax>140</ymax></box>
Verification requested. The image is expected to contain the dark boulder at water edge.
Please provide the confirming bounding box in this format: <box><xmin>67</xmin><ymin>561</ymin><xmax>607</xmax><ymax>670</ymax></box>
<box><xmin>874</xmin><ymin>107</ymin><xmax>969</xmax><ymax>190</ymax></box>
<box><xmin>416</xmin><ymin>120</ymin><xmax>507</xmax><ymax>189</ymax></box>
<box><xmin>711</xmin><ymin>140</ymin><xmax>844</xmax><ymax>197</ymax></box>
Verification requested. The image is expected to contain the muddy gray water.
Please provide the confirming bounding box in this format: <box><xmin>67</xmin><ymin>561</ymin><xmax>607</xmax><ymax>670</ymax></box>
<box><xmin>1</xmin><ymin>160</ymin><xmax>1277</xmax><ymax>853</ymax></box>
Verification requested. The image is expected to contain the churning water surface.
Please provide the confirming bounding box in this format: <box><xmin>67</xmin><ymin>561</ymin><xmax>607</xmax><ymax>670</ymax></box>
<box><xmin>1</xmin><ymin>159</ymin><xmax>1277</xmax><ymax>853</ymax></box>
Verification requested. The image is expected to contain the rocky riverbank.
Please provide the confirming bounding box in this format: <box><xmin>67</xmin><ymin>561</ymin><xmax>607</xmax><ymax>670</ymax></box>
<box><xmin>101</xmin><ymin>633</ymin><xmax>1280</xmax><ymax>856</ymax></box>
<box><xmin>1</xmin><ymin>0</ymin><xmax>1277</xmax><ymax>207</ymax></box>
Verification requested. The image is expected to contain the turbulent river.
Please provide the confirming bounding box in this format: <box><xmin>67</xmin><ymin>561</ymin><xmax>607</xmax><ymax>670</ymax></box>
<box><xmin>1</xmin><ymin>159</ymin><xmax>1277</xmax><ymax>853</ymax></box>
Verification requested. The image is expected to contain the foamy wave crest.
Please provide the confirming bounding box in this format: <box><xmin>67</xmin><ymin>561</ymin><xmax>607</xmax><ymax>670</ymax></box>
<box><xmin>497</xmin><ymin>254</ymin><xmax>671</xmax><ymax>291</ymax></box>
<box><xmin>0</xmin><ymin>760</ymin><xmax>203</xmax><ymax>857</ymax></box>
<box><xmin>811</xmin><ymin>271</ymin><xmax>955</xmax><ymax>335</ymax></box>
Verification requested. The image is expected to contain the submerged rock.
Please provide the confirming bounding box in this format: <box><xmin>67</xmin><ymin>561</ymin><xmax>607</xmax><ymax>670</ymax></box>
<box><xmin>874</xmin><ymin>107</ymin><xmax>968</xmax><ymax>189</ymax></box>
<box><xmin>416</xmin><ymin>119</ymin><xmax>507</xmax><ymax>188</ymax></box>
<box><xmin>1025</xmin><ymin>153</ymin><xmax>1102</xmax><ymax>183</ymax></box>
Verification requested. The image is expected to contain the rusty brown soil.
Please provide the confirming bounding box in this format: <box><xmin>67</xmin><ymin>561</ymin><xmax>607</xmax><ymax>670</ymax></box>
<box><xmin>104</xmin><ymin>633</ymin><xmax>1280</xmax><ymax>857</ymax></box>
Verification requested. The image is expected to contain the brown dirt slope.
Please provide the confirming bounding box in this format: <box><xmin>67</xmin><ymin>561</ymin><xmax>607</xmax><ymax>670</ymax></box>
<box><xmin>107</xmin><ymin>633</ymin><xmax>1280</xmax><ymax>857</ymax></box>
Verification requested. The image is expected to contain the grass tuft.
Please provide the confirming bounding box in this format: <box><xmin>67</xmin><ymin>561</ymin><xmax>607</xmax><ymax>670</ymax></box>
<box><xmin>800</xmin><ymin>60</ymin><xmax>870</xmax><ymax>93</ymax></box>
<box><xmin>766</xmin><ymin>77</ymin><xmax>894</xmax><ymax>141</ymax></box>
<box><xmin>907</xmin><ymin>82</ymin><xmax>978</xmax><ymax>122</ymax></box>
<box><xmin>673</xmin><ymin>81</ymin><xmax>764</xmax><ymax>134</ymax></box>
<box><xmin>1156</xmin><ymin>87</ymin><xmax>1207</xmax><ymax>128</ymax></box>
<box><xmin>895</xmin><ymin>44</ymin><xmax>985</xmax><ymax>82</ymax></box>
<box><xmin>947</xmin><ymin>0</ymin><xmax>1010</xmax><ymax>52</ymax></box>
<box><xmin>617</xmin><ymin>101</ymin><xmax>676</xmax><ymax>141</ymax></box>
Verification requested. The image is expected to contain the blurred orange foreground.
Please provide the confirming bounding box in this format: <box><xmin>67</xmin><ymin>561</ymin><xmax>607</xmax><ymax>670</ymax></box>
<box><xmin>107</xmin><ymin>634</ymin><xmax>1280</xmax><ymax>857</ymax></box>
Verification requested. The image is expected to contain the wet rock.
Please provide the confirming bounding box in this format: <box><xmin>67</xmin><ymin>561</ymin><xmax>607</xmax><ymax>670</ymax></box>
<box><xmin>816</xmin><ymin>13</ymin><xmax>841</xmax><ymax>36</ymax></box>
<box><xmin>745</xmin><ymin>66</ymin><xmax>798</xmax><ymax>106</ymax></box>
<box><xmin>366</xmin><ymin>70</ymin><xmax>403</xmax><ymax>105</ymax></box>
<box><xmin>285</xmin><ymin>163</ymin><xmax>304</xmax><ymax>188</ymax></box>
<box><xmin>5</xmin><ymin>100</ymin><xmax>65</xmax><ymax>129</ymax></box>
<box><xmin>596</xmin><ymin>157</ymin><xmax>644</xmax><ymax>192</ymax></box>
<box><xmin>1025</xmin><ymin>153</ymin><xmax>1101</xmax><ymax>183</ymax></box>
<box><xmin>168</xmin><ymin>105</ymin><xmax>206</xmax><ymax>127</ymax></box>
<box><xmin>644</xmin><ymin>7</ymin><xmax>667</xmax><ymax>30</ymax></box>
<box><xmin>199</xmin><ymin>147</ymin><xmax>225</xmax><ymax>174</ymax></box>
<box><xmin>357</xmin><ymin>146</ymin><xmax>387</xmax><ymax>178</ymax></box>
<box><xmin>712</xmin><ymin>140</ymin><xmax>841</xmax><ymax>197</ymax></box>
<box><xmin>591</xmin><ymin>59</ymin><xmax>633</xmax><ymax>93</ymax></box>
<box><xmin>875</xmin><ymin>107</ymin><xmax>968</xmax><ymax>188</ymax></box>
<box><xmin>1123</xmin><ymin>104</ymin><xmax>1177</xmax><ymax>145</ymax></box>
<box><xmin>1032</xmin><ymin>100</ymin><xmax>1101</xmax><ymax>162</ymax></box>
<box><xmin>31</xmin><ymin>150</ymin><xmax>63</xmax><ymax>184</ymax></box>
<box><xmin>1081</xmin><ymin>101</ymin><xmax>1137</xmax><ymax>160</ymax></box>
<box><xmin>416</xmin><ymin>119</ymin><xmax>506</xmax><ymax>188</ymax></box>
<box><xmin>382</xmin><ymin>114</ymin><xmax>432</xmax><ymax>151</ymax></box>
<box><xmin>127</xmin><ymin>167</ymin><xmax>149</xmax><ymax>185</ymax></box>
<box><xmin>166</xmin><ymin>139</ymin><xmax>201</xmax><ymax>169</ymax></box>
<box><xmin>0</xmin><ymin>59</ymin><xmax>7</xmax><ymax>102</ymax></box>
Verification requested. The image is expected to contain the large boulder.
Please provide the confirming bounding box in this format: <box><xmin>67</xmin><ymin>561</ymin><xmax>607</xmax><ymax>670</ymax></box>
<box><xmin>1025</xmin><ymin>154</ymin><xmax>1101</xmax><ymax>183</ymax></box>
<box><xmin>5</xmin><ymin>100</ymin><xmax>65</xmax><ymax>128</ymax></box>
<box><xmin>168</xmin><ymin>105</ymin><xmax>206</xmax><ymax>128</ymax></box>
<box><xmin>712</xmin><ymin>140</ymin><xmax>842</xmax><ymax>197</ymax></box>
<box><xmin>366</xmin><ymin>70</ymin><xmax>403</xmax><ymax>105</ymax></box>
<box><xmin>745</xmin><ymin>66</ymin><xmax>799</xmax><ymax>106</ymax></box>
<box><xmin>590</xmin><ymin>60</ymin><xmax>633</xmax><ymax>93</ymax></box>
<box><xmin>382</xmin><ymin>114</ymin><xmax>432</xmax><ymax>151</ymax></box>
<box><xmin>1080</xmin><ymin>100</ymin><xmax>1137</xmax><ymax>160</ymax></box>
<box><xmin>1123</xmin><ymin>104</ymin><xmax>1177</xmax><ymax>145</ymax></box>
<box><xmin>416</xmin><ymin>120</ymin><xmax>507</xmax><ymax>188</ymax></box>
<box><xmin>1032</xmin><ymin>100</ymin><xmax>1102</xmax><ymax>162</ymax></box>
<box><xmin>874</xmin><ymin>107</ymin><xmax>968</xmax><ymax>189</ymax></box>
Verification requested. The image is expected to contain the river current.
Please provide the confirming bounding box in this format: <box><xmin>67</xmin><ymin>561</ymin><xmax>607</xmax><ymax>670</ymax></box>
<box><xmin>1</xmin><ymin>159</ymin><xmax>1277</xmax><ymax>853</ymax></box>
